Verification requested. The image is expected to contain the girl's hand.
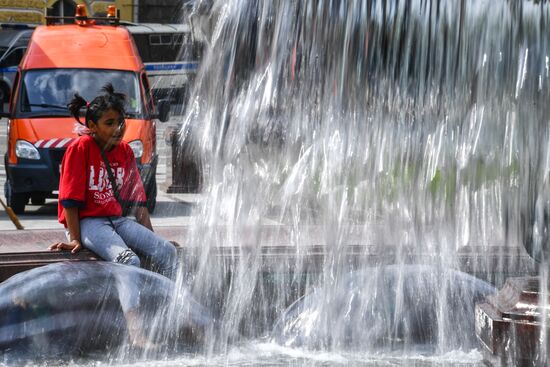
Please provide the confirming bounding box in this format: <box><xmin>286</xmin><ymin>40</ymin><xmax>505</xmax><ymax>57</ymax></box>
<box><xmin>48</xmin><ymin>239</ymin><xmax>82</xmax><ymax>254</ymax></box>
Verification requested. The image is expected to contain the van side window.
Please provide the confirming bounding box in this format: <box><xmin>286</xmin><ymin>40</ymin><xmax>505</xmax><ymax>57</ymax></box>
<box><xmin>141</xmin><ymin>73</ymin><xmax>153</xmax><ymax>112</ymax></box>
<box><xmin>146</xmin><ymin>35</ymin><xmax>181</xmax><ymax>62</ymax></box>
<box><xmin>132</xmin><ymin>34</ymin><xmax>151</xmax><ymax>62</ymax></box>
<box><xmin>173</xmin><ymin>34</ymin><xmax>183</xmax><ymax>45</ymax></box>
<box><xmin>149</xmin><ymin>34</ymin><xmax>172</xmax><ymax>46</ymax></box>
<box><xmin>0</xmin><ymin>48</ymin><xmax>25</xmax><ymax>68</ymax></box>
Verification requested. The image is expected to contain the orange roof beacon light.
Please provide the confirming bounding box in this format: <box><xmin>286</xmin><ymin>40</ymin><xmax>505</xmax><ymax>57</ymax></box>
<box><xmin>107</xmin><ymin>5</ymin><xmax>117</xmax><ymax>18</ymax></box>
<box><xmin>46</xmin><ymin>3</ymin><xmax>119</xmax><ymax>26</ymax></box>
<box><xmin>75</xmin><ymin>4</ymin><xmax>88</xmax><ymax>18</ymax></box>
<box><xmin>75</xmin><ymin>4</ymin><xmax>91</xmax><ymax>26</ymax></box>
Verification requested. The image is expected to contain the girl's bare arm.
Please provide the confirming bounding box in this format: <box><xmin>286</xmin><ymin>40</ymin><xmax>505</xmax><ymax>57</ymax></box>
<box><xmin>48</xmin><ymin>207</ymin><xmax>82</xmax><ymax>253</ymax></box>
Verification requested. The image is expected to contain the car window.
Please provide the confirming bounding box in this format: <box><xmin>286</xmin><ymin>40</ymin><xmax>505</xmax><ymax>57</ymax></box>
<box><xmin>0</xmin><ymin>47</ymin><xmax>25</xmax><ymax>68</ymax></box>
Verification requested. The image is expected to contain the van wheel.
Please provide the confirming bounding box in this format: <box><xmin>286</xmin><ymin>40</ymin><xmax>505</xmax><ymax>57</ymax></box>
<box><xmin>10</xmin><ymin>194</ymin><xmax>28</xmax><ymax>214</ymax></box>
<box><xmin>31</xmin><ymin>195</ymin><xmax>46</xmax><ymax>206</ymax></box>
<box><xmin>5</xmin><ymin>182</ymin><xmax>28</xmax><ymax>214</ymax></box>
<box><xmin>146</xmin><ymin>179</ymin><xmax>157</xmax><ymax>214</ymax></box>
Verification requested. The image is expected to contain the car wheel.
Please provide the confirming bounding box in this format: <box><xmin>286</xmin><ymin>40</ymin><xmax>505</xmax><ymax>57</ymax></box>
<box><xmin>10</xmin><ymin>194</ymin><xmax>28</xmax><ymax>214</ymax></box>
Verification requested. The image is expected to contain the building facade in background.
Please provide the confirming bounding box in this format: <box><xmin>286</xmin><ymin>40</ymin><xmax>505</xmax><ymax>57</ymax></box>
<box><xmin>0</xmin><ymin>0</ymin><xmax>137</xmax><ymax>24</ymax></box>
<box><xmin>137</xmin><ymin>0</ymin><xmax>186</xmax><ymax>23</ymax></box>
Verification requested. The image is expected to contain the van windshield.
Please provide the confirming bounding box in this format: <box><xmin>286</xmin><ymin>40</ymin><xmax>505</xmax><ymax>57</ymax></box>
<box><xmin>17</xmin><ymin>69</ymin><xmax>143</xmax><ymax>118</ymax></box>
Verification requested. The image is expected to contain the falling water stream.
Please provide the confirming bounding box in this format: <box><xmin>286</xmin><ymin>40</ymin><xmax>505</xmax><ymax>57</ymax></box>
<box><xmin>4</xmin><ymin>0</ymin><xmax>550</xmax><ymax>365</ymax></box>
<box><xmin>176</xmin><ymin>0</ymin><xmax>547</xmax><ymax>364</ymax></box>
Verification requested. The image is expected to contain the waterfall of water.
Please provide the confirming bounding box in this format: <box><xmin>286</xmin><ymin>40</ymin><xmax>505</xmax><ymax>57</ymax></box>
<box><xmin>174</xmin><ymin>0</ymin><xmax>550</xmax><ymax>358</ymax></box>
<box><xmin>5</xmin><ymin>1</ymin><xmax>548</xmax><ymax>365</ymax></box>
<box><xmin>173</xmin><ymin>0</ymin><xmax>550</xmax><ymax>359</ymax></box>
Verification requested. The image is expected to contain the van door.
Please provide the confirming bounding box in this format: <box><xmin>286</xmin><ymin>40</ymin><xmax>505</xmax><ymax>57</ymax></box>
<box><xmin>141</xmin><ymin>72</ymin><xmax>155</xmax><ymax>115</ymax></box>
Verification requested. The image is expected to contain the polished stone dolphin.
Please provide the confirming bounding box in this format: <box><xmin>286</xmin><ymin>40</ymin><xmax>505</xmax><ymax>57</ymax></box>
<box><xmin>272</xmin><ymin>265</ymin><xmax>495</xmax><ymax>352</ymax></box>
<box><xmin>0</xmin><ymin>262</ymin><xmax>213</xmax><ymax>361</ymax></box>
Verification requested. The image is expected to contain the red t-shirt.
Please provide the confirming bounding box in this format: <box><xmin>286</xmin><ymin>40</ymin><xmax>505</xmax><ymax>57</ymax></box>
<box><xmin>58</xmin><ymin>134</ymin><xmax>147</xmax><ymax>226</ymax></box>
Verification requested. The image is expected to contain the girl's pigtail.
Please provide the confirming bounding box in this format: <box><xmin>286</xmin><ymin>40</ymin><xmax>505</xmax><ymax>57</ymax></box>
<box><xmin>67</xmin><ymin>93</ymin><xmax>87</xmax><ymax>124</ymax></box>
<box><xmin>101</xmin><ymin>83</ymin><xmax>126</xmax><ymax>103</ymax></box>
<box><xmin>68</xmin><ymin>93</ymin><xmax>91</xmax><ymax>136</ymax></box>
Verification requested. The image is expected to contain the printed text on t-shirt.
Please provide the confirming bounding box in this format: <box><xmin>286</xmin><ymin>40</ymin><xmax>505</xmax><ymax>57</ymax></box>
<box><xmin>88</xmin><ymin>162</ymin><xmax>125</xmax><ymax>205</ymax></box>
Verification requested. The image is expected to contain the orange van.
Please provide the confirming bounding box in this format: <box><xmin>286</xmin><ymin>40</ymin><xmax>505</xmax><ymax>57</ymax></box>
<box><xmin>0</xmin><ymin>6</ymin><xmax>169</xmax><ymax>214</ymax></box>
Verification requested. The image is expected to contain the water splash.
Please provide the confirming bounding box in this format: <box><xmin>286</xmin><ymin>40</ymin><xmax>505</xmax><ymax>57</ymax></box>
<box><xmin>177</xmin><ymin>0</ymin><xmax>550</xmax><ymax>356</ymax></box>
<box><xmin>6</xmin><ymin>0</ymin><xmax>545</xmax><ymax>364</ymax></box>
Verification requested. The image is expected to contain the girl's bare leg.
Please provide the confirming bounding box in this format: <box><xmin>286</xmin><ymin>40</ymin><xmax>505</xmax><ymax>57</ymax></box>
<box><xmin>124</xmin><ymin>308</ymin><xmax>159</xmax><ymax>349</ymax></box>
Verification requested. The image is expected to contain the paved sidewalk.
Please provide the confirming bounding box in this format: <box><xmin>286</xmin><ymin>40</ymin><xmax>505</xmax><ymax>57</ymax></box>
<box><xmin>0</xmin><ymin>191</ymin><xmax>203</xmax><ymax>257</ymax></box>
<box><xmin>0</xmin><ymin>225</ymin><xmax>195</xmax><ymax>253</ymax></box>
<box><xmin>0</xmin><ymin>192</ymin><xmax>202</xmax><ymax>231</ymax></box>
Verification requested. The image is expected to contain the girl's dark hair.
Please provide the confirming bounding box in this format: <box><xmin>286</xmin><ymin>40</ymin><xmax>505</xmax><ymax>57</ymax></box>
<box><xmin>67</xmin><ymin>83</ymin><xmax>126</xmax><ymax>128</ymax></box>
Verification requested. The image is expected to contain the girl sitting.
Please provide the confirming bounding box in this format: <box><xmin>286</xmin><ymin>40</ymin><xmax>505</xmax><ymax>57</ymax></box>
<box><xmin>49</xmin><ymin>84</ymin><xmax>177</xmax><ymax>347</ymax></box>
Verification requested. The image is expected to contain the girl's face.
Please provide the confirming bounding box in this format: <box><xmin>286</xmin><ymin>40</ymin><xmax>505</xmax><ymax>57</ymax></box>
<box><xmin>89</xmin><ymin>108</ymin><xmax>126</xmax><ymax>150</ymax></box>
